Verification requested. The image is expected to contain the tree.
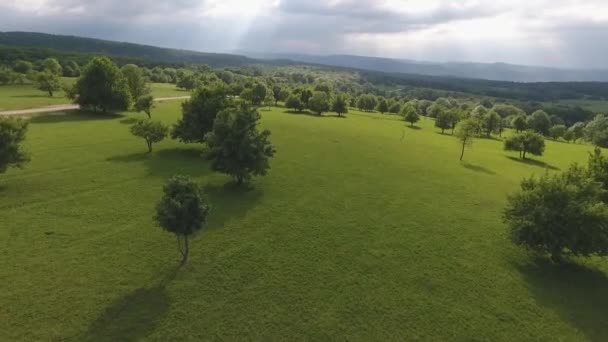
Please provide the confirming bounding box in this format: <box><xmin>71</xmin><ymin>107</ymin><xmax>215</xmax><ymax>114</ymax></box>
<box><xmin>492</xmin><ymin>103</ymin><xmax>525</xmax><ymax>118</ymax></box>
<box><xmin>43</xmin><ymin>58</ymin><xmax>62</xmax><ymax>75</ymax></box>
<box><xmin>376</xmin><ymin>98</ymin><xmax>389</xmax><ymax>114</ymax></box>
<box><xmin>569</xmin><ymin>122</ymin><xmax>585</xmax><ymax>143</ymax></box>
<box><xmin>447</xmin><ymin>110</ymin><xmax>462</xmax><ymax>134</ymax></box>
<box><xmin>585</xmin><ymin>114</ymin><xmax>608</xmax><ymax>147</ymax></box>
<box><xmin>308</xmin><ymin>91</ymin><xmax>330</xmax><ymax>115</ymax></box>
<box><xmin>134</xmin><ymin>95</ymin><xmax>155</xmax><ymax>118</ymax></box>
<box><xmin>482</xmin><ymin>110</ymin><xmax>501</xmax><ymax>137</ymax></box>
<box><xmin>417</xmin><ymin>100</ymin><xmax>433</xmax><ymax>116</ymax></box>
<box><xmin>356</xmin><ymin>94</ymin><xmax>377</xmax><ymax>112</ymax></box>
<box><xmin>172</xmin><ymin>84</ymin><xmax>231</xmax><ymax>143</ymax></box>
<box><xmin>401</xmin><ymin>103</ymin><xmax>419</xmax><ymax>127</ymax></box>
<box><xmin>155</xmin><ymin>175</ymin><xmax>210</xmax><ymax>265</ymax></box>
<box><xmin>264</xmin><ymin>91</ymin><xmax>275</xmax><ymax>110</ymax></box>
<box><xmin>130</xmin><ymin>119</ymin><xmax>168</xmax><ymax>152</ymax></box>
<box><xmin>331</xmin><ymin>94</ymin><xmax>348</xmax><ymax>117</ymax></box>
<box><xmin>504</xmin><ymin>131</ymin><xmax>545</xmax><ymax>159</ymax></box>
<box><xmin>388</xmin><ymin>101</ymin><xmax>402</xmax><ymax>114</ymax></box>
<box><xmin>277</xmin><ymin>89</ymin><xmax>290</xmax><ymax>105</ymax></box>
<box><xmin>563</xmin><ymin>129</ymin><xmax>575</xmax><ymax>143</ymax></box>
<box><xmin>121</xmin><ymin>64</ymin><xmax>150</xmax><ymax>101</ymax></box>
<box><xmin>285</xmin><ymin>95</ymin><xmax>304</xmax><ymax>112</ymax></box>
<box><xmin>13</xmin><ymin>60</ymin><xmax>33</xmax><ymax>74</ymax></box>
<box><xmin>549</xmin><ymin>124</ymin><xmax>566</xmax><ymax>140</ymax></box>
<box><xmin>299</xmin><ymin>89</ymin><xmax>313</xmax><ymax>107</ymax></box>
<box><xmin>511</xmin><ymin>114</ymin><xmax>527</xmax><ymax>132</ymax></box>
<box><xmin>251</xmin><ymin>83</ymin><xmax>267</xmax><ymax>106</ymax></box>
<box><xmin>34</xmin><ymin>71</ymin><xmax>61</xmax><ymax>97</ymax></box>
<box><xmin>587</xmin><ymin>147</ymin><xmax>608</xmax><ymax>202</ymax></box>
<box><xmin>272</xmin><ymin>85</ymin><xmax>282</xmax><ymax>105</ymax></box>
<box><xmin>504</xmin><ymin>165</ymin><xmax>608</xmax><ymax>262</ymax></box>
<box><xmin>63</xmin><ymin>61</ymin><xmax>81</xmax><ymax>77</ymax></box>
<box><xmin>527</xmin><ymin>110</ymin><xmax>552</xmax><ymax>135</ymax></box>
<box><xmin>455</xmin><ymin>119</ymin><xmax>480</xmax><ymax>161</ymax></box>
<box><xmin>427</xmin><ymin>104</ymin><xmax>445</xmax><ymax>118</ymax></box>
<box><xmin>72</xmin><ymin>57</ymin><xmax>131</xmax><ymax>113</ymax></box>
<box><xmin>205</xmin><ymin>104</ymin><xmax>276</xmax><ymax>184</ymax></box>
<box><xmin>0</xmin><ymin>117</ymin><xmax>29</xmax><ymax>174</ymax></box>
<box><xmin>177</xmin><ymin>74</ymin><xmax>199</xmax><ymax>90</ymax></box>
<box><xmin>435</xmin><ymin>110</ymin><xmax>452</xmax><ymax>134</ymax></box>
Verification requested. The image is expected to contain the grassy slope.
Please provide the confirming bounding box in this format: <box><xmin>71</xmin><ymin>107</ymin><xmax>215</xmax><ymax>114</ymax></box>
<box><xmin>544</xmin><ymin>99</ymin><xmax>608</xmax><ymax>114</ymax></box>
<box><xmin>1</xmin><ymin>104</ymin><xmax>607</xmax><ymax>341</ymax></box>
<box><xmin>0</xmin><ymin>81</ymin><xmax>188</xmax><ymax>111</ymax></box>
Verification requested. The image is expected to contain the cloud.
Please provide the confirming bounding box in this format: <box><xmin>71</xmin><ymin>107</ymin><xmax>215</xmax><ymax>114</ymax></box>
<box><xmin>0</xmin><ymin>0</ymin><xmax>607</xmax><ymax>68</ymax></box>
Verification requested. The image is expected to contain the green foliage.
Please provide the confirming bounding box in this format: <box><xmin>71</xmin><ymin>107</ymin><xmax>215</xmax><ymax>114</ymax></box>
<box><xmin>0</xmin><ymin>117</ymin><xmax>29</xmax><ymax>174</ymax></box>
<box><xmin>43</xmin><ymin>58</ymin><xmax>62</xmax><ymax>75</ymax></box>
<box><xmin>13</xmin><ymin>60</ymin><xmax>33</xmax><ymax>74</ymax></box>
<box><xmin>251</xmin><ymin>83</ymin><xmax>267</xmax><ymax>106</ymax></box>
<box><xmin>482</xmin><ymin>110</ymin><xmax>501</xmax><ymax>137</ymax></box>
<box><xmin>584</xmin><ymin>114</ymin><xmax>608</xmax><ymax>147</ymax></box>
<box><xmin>134</xmin><ymin>95</ymin><xmax>155</xmax><ymax>118</ymax></box>
<box><xmin>308</xmin><ymin>91</ymin><xmax>331</xmax><ymax>115</ymax></box>
<box><xmin>331</xmin><ymin>94</ymin><xmax>348</xmax><ymax>117</ymax></box>
<box><xmin>401</xmin><ymin>103</ymin><xmax>419</xmax><ymax>127</ymax></box>
<box><xmin>34</xmin><ymin>71</ymin><xmax>61</xmax><ymax>97</ymax></box>
<box><xmin>172</xmin><ymin>85</ymin><xmax>231</xmax><ymax>143</ymax></box>
<box><xmin>504</xmin><ymin>131</ymin><xmax>545</xmax><ymax>159</ymax></box>
<box><xmin>356</xmin><ymin>94</ymin><xmax>377</xmax><ymax>112</ymax></box>
<box><xmin>568</xmin><ymin>122</ymin><xmax>585</xmax><ymax>143</ymax></box>
<box><xmin>492</xmin><ymin>103</ymin><xmax>525</xmax><ymax>118</ymax></box>
<box><xmin>504</xmin><ymin>165</ymin><xmax>608</xmax><ymax>262</ymax></box>
<box><xmin>205</xmin><ymin>104</ymin><xmax>276</xmax><ymax>184</ymax></box>
<box><xmin>155</xmin><ymin>175</ymin><xmax>210</xmax><ymax>264</ymax></box>
<box><xmin>427</xmin><ymin>103</ymin><xmax>444</xmax><ymax>118</ymax></box>
<box><xmin>285</xmin><ymin>94</ymin><xmax>304</xmax><ymax>112</ymax></box>
<box><xmin>121</xmin><ymin>64</ymin><xmax>150</xmax><ymax>101</ymax></box>
<box><xmin>376</xmin><ymin>98</ymin><xmax>389</xmax><ymax>113</ymax></box>
<box><xmin>176</xmin><ymin>74</ymin><xmax>200</xmax><ymax>90</ymax></box>
<box><xmin>511</xmin><ymin>114</ymin><xmax>527</xmax><ymax>132</ymax></box>
<box><xmin>434</xmin><ymin>109</ymin><xmax>452</xmax><ymax>133</ymax></box>
<box><xmin>455</xmin><ymin>118</ymin><xmax>480</xmax><ymax>160</ymax></box>
<box><xmin>299</xmin><ymin>89</ymin><xmax>313</xmax><ymax>107</ymax></box>
<box><xmin>72</xmin><ymin>56</ymin><xmax>131</xmax><ymax>113</ymax></box>
<box><xmin>63</xmin><ymin>61</ymin><xmax>81</xmax><ymax>77</ymax></box>
<box><xmin>388</xmin><ymin>101</ymin><xmax>402</xmax><ymax>114</ymax></box>
<box><xmin>549</xmin><ymin>125</ymin><xmax>567</xmax><ymax>140</ymax></box>
<box><xmin>527</xmin><ymin>110</ymin><xmax>552</xmax><ymax>135</ymax></box>
<box><xmin>129</xmin><ymin>119</ymin><xmax>168</xmax><ymax>152</ymax></box>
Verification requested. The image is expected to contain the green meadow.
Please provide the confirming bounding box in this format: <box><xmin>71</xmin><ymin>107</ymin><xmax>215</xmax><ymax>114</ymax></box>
<box><xmin>1</xmin><ymin>101</ymin><xmax>607</xmax><ymax>341</ymax></box>
<box><xmin>0</xmin><ymin>81</ymin><xmax>189</xmax><ymax>111</ymax></box>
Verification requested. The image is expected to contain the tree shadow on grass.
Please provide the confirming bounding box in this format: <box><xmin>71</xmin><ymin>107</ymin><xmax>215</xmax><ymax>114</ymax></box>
<box><xmin>119</xmin><ymin>117</ymin><xmax>139</xmax><ymax>125</ymax></box>
<box><xmin>107</xmin><ymin>147</ymin><xmax>212</xmax><ymax>178</ymax></box>
<box><xmin>202</xmin><ymin>182</ymin><xmax>263</xmax><ymax>230</ymax></box>
<box><xmin>506</xmin><ymin>156</ymin><xmax>560</xmax><ymax>171</ymax></box>
<box><xmin>80</xmin><ymin>267</ymin><xmax>179</xmax><ymax>342</ymax></box>
<box><xmin>461</xmin><ymin>161</ymin><xmax>495</xmax><ymax>175</ymax></box>
<box><xmin>30</xmin><ymin>111</ymin><xmax>123</xmax><ymax>124</ymax></box>
<box><xmin>284</xmin><ymin>110</ymin><xmax>325</xmax><ymax>118</ymax></box>
<box><xmin>405</xmin><ymin>125</ymin><xmax>422</xmax><ymax>130</ymax></box>
<box><xmin>9</xmin><ymin>94</ymin><xmax>58</xmax><ymax>98</ymax></box>
<box><xmin>515</xmin><ymin>258</ymin><xmax>608</xmax><ymax>341</ymax></box>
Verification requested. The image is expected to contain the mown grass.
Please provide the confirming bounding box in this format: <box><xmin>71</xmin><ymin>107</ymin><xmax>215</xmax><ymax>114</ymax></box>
<box><xmin>1</xmin><ymin>103</ymin><xmax>607</xmax><ymax>341</ymax></box>
<box><xmin>0</xmin><ymin>81</ymin><xmax>188</xmax><ymax>111</ymax></box>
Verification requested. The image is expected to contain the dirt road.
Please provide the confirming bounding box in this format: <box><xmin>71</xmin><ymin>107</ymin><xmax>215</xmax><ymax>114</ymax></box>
<box><xmin>0</xmin><ymin>96</ymin><xmax>191</xmax><ymax>117</ymax></box>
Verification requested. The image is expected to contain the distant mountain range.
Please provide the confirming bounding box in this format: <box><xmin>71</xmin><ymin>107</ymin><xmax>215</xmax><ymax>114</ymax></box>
<box><xmin>2</xmin><ymin>31</ymin><xmax>608</xmax><ymax>83</ymax></box>
<box><xmin>243</xmin><ymin>52</ymin><xmax>608</xmax><ymax>83</ymax></box>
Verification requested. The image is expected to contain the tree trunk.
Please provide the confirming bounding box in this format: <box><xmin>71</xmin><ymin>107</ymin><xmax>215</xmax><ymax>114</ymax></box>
<box><xmin>146</xmin><ymin>111</ymin><xmax>151</xmax><ymax>119</ymax></box>
<box><xmin>181</xmin><ymin>235</ymin><xmax>189</xmax><ymax>265</ymax></box>
<box><xmin>237</xmin><ymin>176</ymin><xmax>243</xmax><ymax>185</ymax></box>
<box><xmin>460</xmin><ymin>141</ymin><xmax>465</xmax><ymax>161</ymax></box>
<box><xmin>48</xmin><ymin>89</ymin><xmax>53</xmax><ymax>97</ymax></box>
<box><xmin>550</xmin><ymin>249</ymin><xmax>563</xmax><ymax>263</ymax></box>
<box><xmin>147</xmin><ymin>140</ymin><xmax>152</xmax><ymax>153</ymax></box>
<box><xmin>441</xmin><ymin>128</ymin><xmax>445</xmax><ymax>134</ymax></box>
<box><xmin>522</xmin><ymin>150</ymin><xmax>527</xmax><ymax>160</ymax></box>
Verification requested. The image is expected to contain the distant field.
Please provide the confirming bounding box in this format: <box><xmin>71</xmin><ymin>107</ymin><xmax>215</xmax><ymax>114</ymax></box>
<box><xmin>544</xmin><ymin>99</ymin><xmax>608</xmax><ymax>113</ymax></box>
<box><xmin>1</xmin><ymin>104</ymin><xmax>607</xmax><ymax>341</ymax></box>
<box><xmin>0</xmin><ymin>81</ymin><xmax>189</xmax><ymax>111</ymax></box>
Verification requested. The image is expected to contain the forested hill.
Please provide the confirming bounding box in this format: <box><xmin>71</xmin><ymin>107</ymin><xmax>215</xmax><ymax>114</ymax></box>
<box><xmin>0</xmin><ymin>31</ymin><xmax>273</xmax><ymax>67</ymax></box>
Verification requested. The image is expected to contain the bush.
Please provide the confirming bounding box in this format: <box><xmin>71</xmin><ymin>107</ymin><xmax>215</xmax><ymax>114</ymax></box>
<box><xmin>0</xmin><ymin>117</ymin><xmax>29</xmax><ymax>174</ymax></box>
<box><xmin>504</xmin><ymin>131</ymin><xmax>545</xmax><ymax>159</ymax></box>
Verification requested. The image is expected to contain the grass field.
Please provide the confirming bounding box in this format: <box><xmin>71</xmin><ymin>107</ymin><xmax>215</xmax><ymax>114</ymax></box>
<box><xmin>1</xmin><ymin>103</ymin><xmax>607</xmax><ymax>341</ymax></box>
<box><xmin>0</xmin><ymin>81</ymin><xmax>189</xmax><ymax>111</ymax></box>
<box><xmin>544</xmin><ymin>99</ymin><xmax>608</xmax><ymax>114</ymax></box>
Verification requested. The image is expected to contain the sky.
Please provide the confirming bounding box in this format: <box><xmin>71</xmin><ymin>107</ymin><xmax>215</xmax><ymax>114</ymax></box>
<box><xmin>1</xmin><ymin>0</ymin><xmax>607</xmax><ymax>69</ymax></box>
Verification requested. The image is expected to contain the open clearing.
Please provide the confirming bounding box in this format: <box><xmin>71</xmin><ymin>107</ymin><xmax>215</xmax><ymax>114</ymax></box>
<box><xmin>1</xmin><ymin>102</ymin><xmax>607</xmax><ymax>341</ymax></box>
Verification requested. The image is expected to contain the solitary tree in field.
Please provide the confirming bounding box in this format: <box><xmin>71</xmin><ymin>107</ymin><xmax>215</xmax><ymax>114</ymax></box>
<box><xmin>34</xmin><ymin>71</ymin><xmax>61</xmax><ymax>97</ymax></box>
<box><xmin>130</xmin><ymin>119</ymin><xmax>168</xmax><ymax>152</ymax></box>
<box><xmin>401</xmin><ymin>103</ymin><xmax>419</xmax><ymax>127</ymax></box>
<box><xmin>549</xmin><ymin>125</ymin><xmax>567</xmax><ymax>141</ymax></box>
<box><xmin>435</xmin><ymin>110</ymin><xmax>452</xmax><ymax>134</ymax></box>
<box><xmin>376</xmin><ymin>98</ymin><xmax>389</xmax><ymax>114</ymax></box>
<box><xmin>155</xmin><ymin>175</ymin><xmax>210</xmax><ymax>265</ymax></box>
<box><xmin>285</xmin><ymin>95</ymin><xmax>304</xmax><ymax>112</ymax></box>
<box><xmin>504</xmin><ymin>165</ymin><xmax>608</xmax><ymax>263</ymax></box>
<box><xmin>0</xmin><ymin>117</ymin><xmax>29</xmax><ymax>174</ymax></box>
<box><xmin>121</xmin><ymin>64</ymin><xmax>150</xmax><ymax>101</ymax></box>
<box><xmin>172</xmin><ymin>84</ymin><xmax>231</xmax><ymax>143</ymax></box>
<box><xmin>72</xmin><ymin>56</ymin><xmax>131</xmax><ymax>113</ymax></box>
<box><xmin>300</xmin><ymin>89</ymin><xmax>313</xmax><ymax>108</ymax></box>
<box><xmin>482</xmin><ymin>110</ymin><xmax>501</xmax><ymax>137</ymax></box>
<box><xmin>511</xmin><ymin>114</ymin><xmax>527</xmax><ymax>132</ymax></box>
<box><xmin>134</xmin><ymin>95</ymin><xmax>155</xmax><ymax>118</ymax></box>
<box><xmin>331</xmin><ymin>94</ymin><xmax>348</xmax><ymax>117</ymax></box>
<box><xmin>504</xmin><ymin>131</ymin><xmax>545</xmax><ymax>159</ymax></box>
<box><xmin>527</xmin><ymin>110</ymin><xmax>552</xmax><ymax>135</ymax></box>
<box><xmin>205</xmin><ymin>104</ymin><xmax>276</xmax><ymax>185</ymax></box>
<box><xmin>308</xmin><ymin>91</ymin><xmax>330</xmax><ymax>115</ymax></box>
<box><xmin>455</xmin><ymin>118</ymin><xmax>480</xmax><ymax>161</ymax></box>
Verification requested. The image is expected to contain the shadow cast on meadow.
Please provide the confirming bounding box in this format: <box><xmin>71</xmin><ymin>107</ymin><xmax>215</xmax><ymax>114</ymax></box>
<box><xmin>506</xmin><ymin>156</ymin><xmax>560</xmax><ymax>171</ymax></box>
<box><xmin>80</xmin><ymin>267</ymin><xmax>179</xmax><ymax>342</ymax></box>
<box><xmin>107</xmin><ymin>147</ymin><xmax>211</xmax><ymax>177</ymax></box>
<box><xmin>30</xmin><ymin>111</ymin><xmax>123</xmax><ymax>124</ymax></box>
<box><xmin>461</xmin><ymin>161</ymin><xmax>495</xmax><ymax>175</ymax></box>
<box><xmin>203</xmin><ymin>182</ymin><xmax>263</xmax><ymax>230</ymax></box>
<box><xmin>515</xmin><ymin>258</ymin><xmax>608</xmax><ymax>341</ymax></box>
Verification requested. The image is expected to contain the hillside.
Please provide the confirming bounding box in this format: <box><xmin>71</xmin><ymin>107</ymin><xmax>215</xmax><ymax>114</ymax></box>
<box><xmin>247</xmin><ymin>52</ymin><xmax>608</xmax><ymax>83</ymax></box>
